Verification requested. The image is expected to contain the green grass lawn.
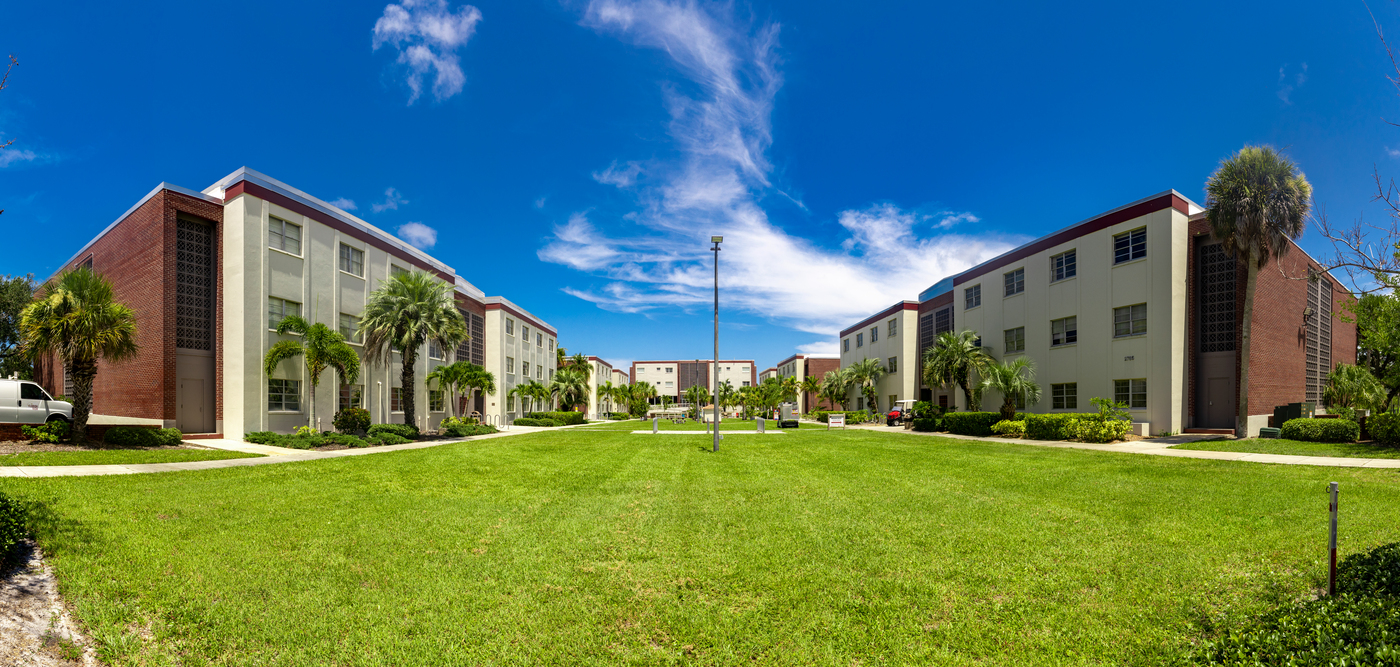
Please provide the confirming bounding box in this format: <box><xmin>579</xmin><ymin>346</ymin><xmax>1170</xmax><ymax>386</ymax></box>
<box><xmin>1173</xmin><ymin>437</ymin><xmax>1400</xmax><ymax>459</ymax></box>
<box><xmin>580</xmin><ymin>418</ymin><xmax>823</xmax><ymax>431</ymax></box>
<box><xmin>0</xmin><ymin>447</ymin><xmax>262</xmax><ymax>467</ymax></box>
<box><xmin>4</xmin><ymin>428</ymin><xmax>1398</xmax><ymax>665</ymax></box>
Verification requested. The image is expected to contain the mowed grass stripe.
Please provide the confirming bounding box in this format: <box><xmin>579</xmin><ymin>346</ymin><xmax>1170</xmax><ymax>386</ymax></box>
<box><xmin>3</xmin><ymin>429</ymin><xmax>1398</xmax><ymax>666</ymax></box>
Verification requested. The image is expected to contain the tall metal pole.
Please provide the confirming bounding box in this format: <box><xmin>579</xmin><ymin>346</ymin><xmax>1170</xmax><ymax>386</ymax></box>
<box><xmin>712</xmin><ymin>236</ymin><xmax>722</xmax><ymax>452</ymax></box>
<box><xmin>1328</xmin><ymin>481</ymin><xmax>1339</xmax><ymax>596</ymax></box>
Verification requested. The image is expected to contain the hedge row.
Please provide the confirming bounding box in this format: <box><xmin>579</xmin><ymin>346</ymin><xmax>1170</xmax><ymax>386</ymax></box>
<box><xmin>104</xmin><ymin>427</ymin><xmax>183</xmax><ymax>448</ymax></box>
<box><xmin>527</xmin><ymin>411</ymin><xmax>586</xmax><ymax>426</ymax></box>
<box><xmin>811</xmin><ymin>410</ymin><xmax>871</xmax><ymax>424</ymax></box>
<box><xmin>1023</xmin><ymin>413</ymin><xmax>1086</xmax><ymax>441</ymax></box>
<box><xmin>1370</xmin><ymin>413</ymin><xmax>1400</xmax><ymax>447</ymax></box>
<box><xmin>943</xmin><ymin>412</ymin><xmax>1019</xmax><ymax>436</ymax></box>
<box><xmin>1280</xmin><ymin>418</ymin><xmax>1360</xmax><ymax>443</ymax></box>
<box><xmin>243</xmin><ymin>431</ymin><xmax>401</xmax><ymax>449</ymax></box>
<box><xmin>515</xmin><ymin>417</ymin><xmax>564</xmax><ymax>427</ymax></box>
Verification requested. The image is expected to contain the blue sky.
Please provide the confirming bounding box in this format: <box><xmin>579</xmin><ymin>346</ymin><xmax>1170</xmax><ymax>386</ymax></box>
<box><xmin>2</xmin><ymin>0</ymin><xmax>1398</xmax><ymax>371</ymax></box>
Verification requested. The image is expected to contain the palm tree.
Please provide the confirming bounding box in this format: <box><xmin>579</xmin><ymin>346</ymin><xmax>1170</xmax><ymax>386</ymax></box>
<box><xmin>799</xmin><ymin>375</ymin><xmax>822</xmax><ymax>411</ymax></box>
<box><xmin>923</xmin><ymin>330</ymin><xmax>994</xmax><ymax>410</ymax></box>
<box><xmin>848</xmin><ymin>357</ymin><xmax>889</xmax><ymax>414</ymax></box>
<box><xmin>629</xmin><ymin>381</ymin><xmax>657</xmax><ymax>413</ymax></box>
<box><xmin>568</xmin><ymin>352</ymin><xmax>591</xmax><ymax>373</ymax></box>
<box><xmin>264</xmin><ymin>315</ymin><xmax>362</xmax><ymax>430</ymax></box>
<box><xmin>777</xmin><ymin>375</ymin><xmax>799</xmax><ymax>404</ymax></box>
<box><xmin>556</xmin><ymin>346</ymin><xmax>567</xmax><ymax>370</ymax></box>
<box><xmin>716</xmin><ymin>380</ymin><xmax>737</xmax><ymax>415</ymax></box>
<box><xmin>359</xmin><ymin>271</ymin><xmax>468</xmax><ymax>431</ymax></box>
<box><xmin>1324</xmin><ymin>363</ymin><xmax>1387</xmax><ymax>412</ymax></box>
<box><xmin>507</xmin><ymin>384</ymin><xmax>528</xmax><ymax>417</ymax></box>
<box><xmin>20</xmin><ymin>267</ymin><xmax>138</xmax><ymax>443</ymax></box>
<box><xmin>428</xmin><ymin>361</ymin><xmax>492</xmax><ymax>419</ymax></box>
<box><xmin>550</xmin><ymin>366</ymin><xmax>590</xmax><ymax>411</ymax></box>
<box><xmin>819</xmin><ymin>369</ymin><xmax>851</xmax><ymax>410</ymax></box>
<box><xmin>1205</xmin><ymin>145</ymin><xmax>1313</xmax><ymax>436</ymax></box>
<box><xmin>978</xmin><ymin>357</ymin><xmax>1042</xmax><ymax>421</ymax></box>
<box><xmin>683</xmin><ymin>383</ymin><xmax>711</xmax><ymax>420</ymax></box>
<box><xmin>597</xmin><ymin>380</ymin><xmax>617</xmax><ymax>415</ymax></box>
<box><xmin>461</xmin><ymin>363</ymin><xmax>496</xmax><ymax>417</ymax></box>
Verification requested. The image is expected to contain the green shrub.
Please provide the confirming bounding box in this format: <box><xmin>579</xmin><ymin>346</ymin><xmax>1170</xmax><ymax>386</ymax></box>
<box><xmin>911</xmin><ymin>417</ymin><xmax>941</xmax><ymax>432</ymax></box>
<box><xmin>244</xmin><ymin>431</ymin><xmax>279</xmax><ymax>444</ymax></box>
<box><xmin>21</xmin><ymin>420</ymin><xmax>69</xmax><ymax>444</ymax></box>
<box><xmin>441</xmin><ymin>417</ymin><xmax>498</xmax><ymax>437</ymax></box>
<box><xmin>515</xmin><ymin>417</ymin><xmax>563</xmax><ymax>427</ymax></box>
<box><xmin>1368</xmin><ymin>412</ymin><xmax>1400</xmax><ymax>447</ymax></box>
<box><xmin>527</xmin><ymin>411</ymin><xmax>586</xmax><ymax>426</ymax></box>
<box><xmin>366</xmin><ymin>433</ymin><xmax>411</xmax><ymax>446</ymax></box>
<box><xmin>1066</xmin><ymin>398</ymin><xmax>1131</xmax><ymax>444</ymax></box>
<box><xmin>813</xmin><ymin>410</ymin><xmax>870</xmax><ymax>424</ymax></box>
<box><xmin>1023</xmin><ymin>413</ymin><xmax>1085</xmax><ymax>440</ymax></box>
<box><xmin>608</xmin><ymin>413</ymin><xmax>632</xmax><ymax>420</ymax></box>
<box><xmin>333</xmin><ymin>408</ymin><xmax>371</xmax><ymax>434</ymax></box>
<box><xmin>990</xmin><ymin>420</ymin><xmax>1026</xmax><ymax>437</ymax></box>
<box><xmin>1280</xmin><ymin>417</ymin><xmax>1360</xmax><ymax>443</ymax></box>
<box><xmin>1187</xmin><ymin>541</ymin><xmax>1400</xmax><ymax>666</ymax></box>
<box><xmin>943</xmin><ymin>412</ymin><xmax>1012</xmax><ymax>436</ymax></box>
<box><xmin>320</xmin><ymin>433</ymin><xmax>368</xmax><ymax>448</ymax></box>
<box><xmin>103</xmin><ymin>426</ymin><xmax>182</xmax><ymax>448</ymax></box>
<box><xmin>0</xmin><ymin>492</ymin><xmax>27</xmax><ymax>568</ymax></box>
<box><xmin>367</xmin><ymin>423</ymin><xmax>419</xmax><ymax>440</ymax></box>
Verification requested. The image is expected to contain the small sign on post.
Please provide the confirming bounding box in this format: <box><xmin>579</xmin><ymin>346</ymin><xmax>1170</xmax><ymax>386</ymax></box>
<box><xmin>828</xmin><ymin>413</ymin><xmax>846</xmax><ymax>429</ymax></box>
<box><xmin>1328</xmin><ymin>481</ymin><xmax>1339</xmax><ymax>596</ymax></box>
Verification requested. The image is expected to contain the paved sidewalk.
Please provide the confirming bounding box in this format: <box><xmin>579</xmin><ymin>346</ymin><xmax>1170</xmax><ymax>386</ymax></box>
<box><xmin>0</xmin><ymin>427</ymin><xmax>543</xmax><ymax>478</ymax></box>
<box><xmin>896</xmin><ymin>428</ymin><xmax>1400</xmax><ymax>468</ymax></box>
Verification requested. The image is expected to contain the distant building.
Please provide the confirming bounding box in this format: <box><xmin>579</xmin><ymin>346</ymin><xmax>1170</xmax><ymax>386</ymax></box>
<box><xmin>770</xmin><ymin>353</ymin><xmax>840</xmax><ymax>413</ymax></box>
<box><xmin>628</xmin><ymin>360</ymin><xmax>756</xmax><ymax>401</ymax></box>
<box><xmin>758</xmin><ymin>367</ymin><xmax>777</xmax><ymax>383</ymax></box>
<box><xmin>838</xmin><ymin>304</ymin><xmax>921</xmax><ymax>413</ymax></box>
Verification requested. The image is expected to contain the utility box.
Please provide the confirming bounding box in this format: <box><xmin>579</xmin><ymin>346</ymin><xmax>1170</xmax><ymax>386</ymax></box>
<box><xmin>1259</xmin><ymin>427</ymin><xmax>1282</xmax><ymax>439</ymax></box>
<box><xmin>779</xmin><ymin>402</ymin><xmax>797</xmax><ymax>421</ymax></box>
<box><xmin>1273</xmin><ymin>402</ymin><xmax>1316</xmax><ymax>426</ymax></box>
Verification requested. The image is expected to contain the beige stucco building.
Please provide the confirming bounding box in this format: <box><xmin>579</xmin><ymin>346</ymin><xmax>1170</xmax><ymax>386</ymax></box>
<box><xmin>838</xmin><ymin>304</ymin><xmax>922</xmax><ymax>413</ymax></box>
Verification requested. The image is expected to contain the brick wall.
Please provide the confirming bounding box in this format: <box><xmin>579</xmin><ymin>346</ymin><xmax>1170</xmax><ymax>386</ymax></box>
<box><xmin>36</xmin><ymin>190</ymin><xmax>224</xmax><ymax>425</ymax></box>
<box><xmin>804</xmin><ymin>358</ymin><xmax>841</xmax><ymax>410</ymax></box>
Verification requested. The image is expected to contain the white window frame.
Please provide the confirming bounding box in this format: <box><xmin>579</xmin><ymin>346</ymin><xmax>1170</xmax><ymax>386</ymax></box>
<box><xmin>1004</xmin><ymin>326</ymin><xmax>1025</xmax><ymax>354</ymax></box>
<box><xmin>965</xmin><ymin>284</ymin><xmax>982</xmax><ymax>310</ymax></box>
<box><xmin>888</xmin><ymin>356</ymin><xmax>897</xmax><ymax>373</ymax></box>
<box><xmin>1114</xmin><ymin>228</ymin><xmax>1147</xmax><ymax>264</ymax></box>
<box><xmin>888</xmin><ymin>319</ymin><xmax>898</xmax><ymax>337</ymax></box>
<box><xmin>1114</xmin><ymin>303</ymin><xmax>1148</xmax><ymax>338</ymax></box>
<box><xmin>1050</xmin><ymin>249</ymin><xmax>1077</xmax><ymax>282</ymax></box>
<box><xmin>268</xmin><ymin>297</ymin><xmax>301</xmax><ymax>331</ymax></box>
<box><xmin>1052</xmin><ymin>382</ymin><xmax>1077</xmax><ymax>410</ymax></box>
<box><xmin>1004</xmin><ymin>268</ymin><xmax>1025</xmax><ymax>297</ymax></box>
<box><xmin>338</xmin><ymin>313</ymin><xmax>361</xmax><ymax>344</ymax></box>
<box><xmin>339</xmin><ymin>243</ymin><xmax>365</xmax><ymax>277</ymax></box>
<box><xmin>1115</xmin><ymin>378</ymin><xmax>1148</xmax><ymax>409</ymax></box>
<box><xmin>1051</xmin><ymin>316</ymin><xmax>1077</xmax><ymax>347</ymax></box>
<box><xmin>268</xmin><ymin>378</ymin><xmax>301</xmax><ymax>413</ymax></box>
<box><xmin>269</xmin><ymin>216</ymin><xmax>302</xmax><ymax>256</ymax></box>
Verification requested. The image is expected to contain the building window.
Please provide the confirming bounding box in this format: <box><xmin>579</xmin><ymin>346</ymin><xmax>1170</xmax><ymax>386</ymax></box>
<box><xmin>638</xmin><ymin>367</ymin><xmax>645</xmax><ymax>373</ymax></box>
<box><xmin>843</xmin><ymin>338</ymin><xmax>850</xmax><ymax>352</ymax></box>
<box><xmin>507</xmin><ymin>395</ymin><xmax>515</xmax><ymax>412</ymax></box>
<box><xmin>429</xmin><ymin>341</ymin><xmax>443</xmax><ymax>360</ymax></box>
<box><xmin>1004</xmin><ymin>268</ymin><xmax>1024</xmax><ymax>297</ymax></box>
<box><xmin>537</xmin><ymin>366</ymin><xmax>543</xmax><ymax>379</ymax></box>
<box><xmin>429</xmin><ymin>390</ymin><xmax>445</xmax><ymax>412</ymax></box>
<box><xmin>965</xmin><ymin>284</ymin><xmax>981</xmax><ymax>309</ymax></box>
<box><xmin>1004</xmin><ymin>327</ymin><xmax>1025</xmax><ymax>353</ymax></box>
<box><xmin>268</xmin><ymin>297</ymin><xmax>300</xmax><ymax>330</ymax></box>
<box><xmin>1051</xmin><ymin>250</ymin><xmax>1077</xmax><ymax>282</ymax></box>
<box><xmin>857</xmin><ymin>333</ymin><xmax>864</xmax><ymax>347</ymax></box>
<box><xmin>1114</xmin><ymin>228</ymin><xmax>1147</xmax><ymax>264</ymax></box>
<box><xmin>537</xmin><ymin>332</ymin><xmax>543</xmax><ymax>347</ymax></box>
<box><xmin>888</xmin><ymin>356</ymin><xmax>898</xmax><ymax>373</ymax></box>
<box><xmin>934</xmin><ymin>307</ymin><xmax>952</xmax><ymax>336</ymax></box>
<box><xmin>506</xmin><ymin>357</ymin><xmax>515</xmax><ymax>374</ymax></box>
<box><xmin>1114</xmin><ymin>303</ymin><xmax>1148</xmax><ymax>337</ymax></box>
<box><xmin>339</xmin><ymin>244</ymin><xmax>364</xmax><ymax>277</ymax></box>
<box><xmin>506</xmin><ymin>319</ymin><xmax>514</xmax><ymax>336</ymax></box>
<box><xmin>339</xmin><ymin>383</ymin><xmax>364</xmax><ymax>411</ymax></box>
<box><xmin>391</xmin><ymin>387</ymin><xmax>403</xmax><ymax>412</ymax></box>
<box><xmin>742</xmin><ymin>381</ymin><xmax>750</xmax><ymax>387</ymax></box>
<box><xmin>268</xmin><ymin>379</ymin><xmax>301</xmax><ymax>412</ymax></box>
<box><xmin>665</xmin><ymin>367</ymin><xmax>673</xmax><ymax>373</ymax></box>
<box><xmin>339</xmin><ymin>313</ymin><xmax>361</xmax><ymax>344</ymax></box>
<box><xmin>522</xmin><ymin>325</ymin><xmax>530</xmax><ymax>341</ymax></box>
<box><xmin>1051</xmin><ymin>316</ymin><xmax>1077</xmax><ymax>346</ymax></box>
<box><xmin>1115</xmin><ymin>379</ymin><xmax>1147</xmax><ymax>409</ymax></box>
<box><xmin>549</xmin><ymin>339</ymin><xmax>555</xmax><ymax>350</ymax></box>
<box><xmin>390</xmin><ymin>265</ymin><xmax>409</xmax><ymax>279</ymax></box>
<box><xmin>888</xmin><ymin>319</ymin><xmax>897</xmax><ymax>337</ymax></box>
<box><xmin>522</xmin><ymin>361</ymin><xmax>531</xmax><ymax>377</ymax></box>
<box><xmin>665</xmin><ymin>381</ymin><xmax>674</xmax><ymax>387</ymax></box>
<box><xmin>871</xmin><ymin>326</ymin><xmax>879</xmax><ymax>343</ymax></box>
<box><xmin>1052</xmin><ymin>383</ymin><xmax>1077</xmax><ymax>410</ymax></box>
<box><xmin>269</xmin><ymin>217</ymin><xmax>301</xmax><ymax>255</ymax></box>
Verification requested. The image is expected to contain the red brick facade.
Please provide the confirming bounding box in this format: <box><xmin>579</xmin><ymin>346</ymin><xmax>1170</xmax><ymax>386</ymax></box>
<box><xmin>35</xmin><ymin>190</ymin><xmax>224</xmax><ymax>426</ymax></box>
<box><xmin>803</xmin><ymin>357</ymin><xmax>841</xmax><ymax>410</ymax></box>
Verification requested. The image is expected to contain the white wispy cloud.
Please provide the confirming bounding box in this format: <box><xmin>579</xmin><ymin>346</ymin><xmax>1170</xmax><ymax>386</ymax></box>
<box><xmin>397</xmin><ymin>222</ymin><xmax>438</xmax><ymax>249</ymax></box>
<box><xmin>327</xmin><ymin>197</ymin><xmax>358</xmax><ymax>211</ymax></box>
<box><xmin>797</xmin><ymin>341</ymin><xmax>838</xmax><ymax>355</ymax></box>
<box><xmin>372</xmin><ymin>187</ymin><xmax>409</xmax><ymax>213</ymax></box>
<box><xmin>593</xmin><ymin>160</ymin><xmax>643</xmax><ymax>187</ymax></box>
<box><xmin>1277</xmin><ymin>62</ymin><xmax>1308</xmax><ymax>104</ymax></box>
<box><xmin>534</xmin><ymin>196</ymin><xmax>548</xmax><ymax>209</ymax></box>
<box><xmin>373</xmin><ymin>0</ymin><xmax>482</xmax><ymax>104</ymax></box>
<box><xmin>1387</xmin><ymin>147</ymin><xmax>1400</xmax><ymax>158</ymax></box>
<box><xmin>539</xmin><ymin>1</ymin><xmax>1016</xmax><ymax>335</ymax></box>
<box><xmin>0</xmin><ymin>149</ymin><xmax>39</xmax><ymax>168</ymax></box>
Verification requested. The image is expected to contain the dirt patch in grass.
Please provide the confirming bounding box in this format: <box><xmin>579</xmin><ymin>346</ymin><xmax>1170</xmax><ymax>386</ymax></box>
<box><xmin>0</xmin><ymin>541</ymin><xmax>99</xmax><ymax>666</ymax></box>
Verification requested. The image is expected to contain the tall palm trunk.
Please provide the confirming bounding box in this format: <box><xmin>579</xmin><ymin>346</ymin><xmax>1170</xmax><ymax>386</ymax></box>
<box><xmin>401</xmin><ymin>349</ymin><xmax>418</xmax><ymax>430</ymax></box>
<box><xmin>958</xmin><ymin>377</ymin><xmax>974</xmax><ymax>411</ymax></box>
<box><xmin>1237</xmin><ymin>262</ymin><xmax>1258</xmax><ymax>437</ymax></box>
<box><xmin>70</xmin><ymin>358</ymin><xmax>96</xmax><ymax>444</ymax></box>
<box><xmin>308</xmin><ymin>380</ymin><xmax>318</xmax><ymax>431</ymax></box>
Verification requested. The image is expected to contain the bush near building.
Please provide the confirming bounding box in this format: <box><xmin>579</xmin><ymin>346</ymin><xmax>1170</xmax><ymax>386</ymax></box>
<box><xmin>1369</xmin><ymin>413</ymin><xmax>1400</xmax><ymax>447</ymax></box>
<box><xmin>990</xmin><ymin>420</ymin><xmax>1026</xmax><ymax>437</ymax></box>
<box><xmin>911</xmin><ymin>417</ymin><xmax>941</xmax><ymax>432</ymax></box>
<box><xmin>104</xmin><ymin>427</ymin><xmax>183</xmax><ymax>448</ymax></box>
<box><xmin>0</xmin><ymin>492</ymin><xmax>26</xmax><ymax>568</ymax></box>
<box><xmin>944</xmin><ymin>412</ymin><xmax>1015</xmax><ymax>436</ymax></box>
<box><xmin>1280</xmin><ymin>418</ymin><xmax>1360</xmax><ymax>443</ymax></box>
<box><xmin>1022</xmin><ymin>414</ymin><xmax>1083</xmax><ymax>441</ymax></box>
<box><xmin>21</xmin><ymin>420</ymin><xmax>69</xmax><ymax>444</ymax></box>
<box><xmin>333</xmin><ymin>408</ymin><xmax>371</xmax><ymax>434</ymax></box>
<box><xmin>527</xmin><ymin>411</ymin><xmax>586</xmax><ymax>426</ymax></box>
<box><xmin>810</xmin><ymin>410</ymin><xmax>870</xmax><ymax>424</ymax></box>
<box><xmin>367</xmin><ymin>424</ymin><xmax>419</xmax><ymax>440</ymax></box>
<box><xmin>440</xmin><ymin>417</ymin><xmax>498</xmax><ymax>438</ymax></box>
<box><xmin>515</xmin><ymin>417</ymin><xmax>563</xmax><ymax>427</ymax></box>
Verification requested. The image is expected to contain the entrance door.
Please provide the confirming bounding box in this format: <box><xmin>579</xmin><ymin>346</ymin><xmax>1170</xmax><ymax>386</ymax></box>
<box><xmin>1205</xmin><ymin>377</ymin><xmax>1234</xmax><ymax>429</ymax></box>
<box><xmin>178</xmin><ymin>378</ymin><xmax>206</xmax><ymax>433</ymax></box>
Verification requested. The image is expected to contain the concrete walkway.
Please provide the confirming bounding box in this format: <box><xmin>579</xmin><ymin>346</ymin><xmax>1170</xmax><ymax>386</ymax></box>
<box><xmin>883</xmin><ymin>426</ymin><xmax>1400</xmax><ymax>468</ymax></box>
<box><xmin>0</xmin><ymin>427</ymin><xmax>551</xmax><ymax>478</ymax></box>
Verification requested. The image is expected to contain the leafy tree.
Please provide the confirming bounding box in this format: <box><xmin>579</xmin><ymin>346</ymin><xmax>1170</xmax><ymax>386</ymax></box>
<box><xmin>683</xmin><ymin>383</ymin><xmax>711</xmax><ymax>420</ymax></box>
<box><xmin>0</xmin><ymin>274</ymin><xmax>36</xmax><ymax>379</ymax></box>
<box><xmin>1324</xmin><ymin>363</ymin><xmax>1388</xmax><ymax>413</ymax></box>
<box><xmin>847</xmin><ymin>357</ymin><xmax>889</xmax><ymax>413</ymax></box>
<box><xmin>359</xmin><ymin>271</ymin><xmax>467</xmax><ymax>431</ymax></box>
<box><xmin>1346</xmin><ymin>291</ymin><xmax>1400</xmax><ymax>411</ymax></box>
<box><xmin>1205</xmin><ymin>145</ymin><xmax>1313</xmax><ymax>436</ymax></box>
<box><xmin>265</xmin><ymin>316</ymin><xmax>361</xmax><ymax>430</ymax></box>
<box><xmin>550</xmin><ymin>366</ymin><xmax>590</xmax><ymax>411</ymax></box>
<box><xmin>922</xmin><ymin>330</ymin><xmax>993</xmax><ymax>409</ymax></box>
<box><xmin>428</xmin><ymin>361</ymin><xmax>492</xmax><ymax>419</ymax></box>
<box><xmin>597</xmin><ymin>380</ymin><xmax>618</xmax><ymax>414</ymax></box>
<box><xmin>798</xmin><ymin>375</ymin><xmax>822</xmax><ymax>410</ymax></box>
<box><xmin>819</xmin><ymin>369</ymin><xmax>852</xmax><ymax>410</ymax></box>
<box><xmin>461</xmin><ymin>363</ymin><xmax>497</xmax><ymax>415</ymax></box>
<box><xmin>978</xmin><ymin>357</ymin><xmax>1042</xmax><ymax>421</ymax></box>
<box><xmin>716</xmin><ymin>379</ymin><xmax>737</xmax><ymax>414</ymax></box>
<box><xmin>20</xmin><ymin>267</ymin><xmax>137</xmax><ymax>443</ymax></box>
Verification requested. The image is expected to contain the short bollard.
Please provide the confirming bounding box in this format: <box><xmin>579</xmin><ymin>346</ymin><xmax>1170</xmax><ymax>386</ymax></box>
<box><xmin>652</xmin><ymin>417</ymin><xmax>659</xmax><ymax>434</ymax></box>
<box><xmin>757</xmin><ymin>418</ymin><xmax>765</xmax><ymax>433</ymax></box>
<box><xmin>1328</xmin><ymin>481</ymin><xmax>1339</xmax><ymax>596</ymax></box>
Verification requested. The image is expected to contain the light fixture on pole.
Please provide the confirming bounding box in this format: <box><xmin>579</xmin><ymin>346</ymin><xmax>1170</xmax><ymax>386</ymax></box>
<box><xmin>711</xmin><ymin>235</ymin><xmax>722</xmax><ymax>453</ymax></box>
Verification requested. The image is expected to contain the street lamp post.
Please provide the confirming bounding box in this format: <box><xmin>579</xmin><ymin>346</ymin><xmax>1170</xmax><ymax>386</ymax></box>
<box><xmin>711</xmin><ymin>235</ymin><xmax>722</xmax><ymax>453</ymax></box>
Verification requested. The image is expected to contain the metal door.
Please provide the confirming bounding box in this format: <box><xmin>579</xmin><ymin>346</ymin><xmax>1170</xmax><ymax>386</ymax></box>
<box><xmin>178</xmin><ymin>378</ymin><xmax>206</xmax><ymax>433</ymax></box>
<box><xmin>1205</xmin><ymin>377</ymin><xmax>1234</xmax><ymax>429</ymax></box>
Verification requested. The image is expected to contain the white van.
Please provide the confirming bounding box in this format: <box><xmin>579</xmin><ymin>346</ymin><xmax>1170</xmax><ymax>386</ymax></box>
<box><xmin>0</xmin><ymin>379</ymin><xmax>73</xmax><ymax>425</ymax></box>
